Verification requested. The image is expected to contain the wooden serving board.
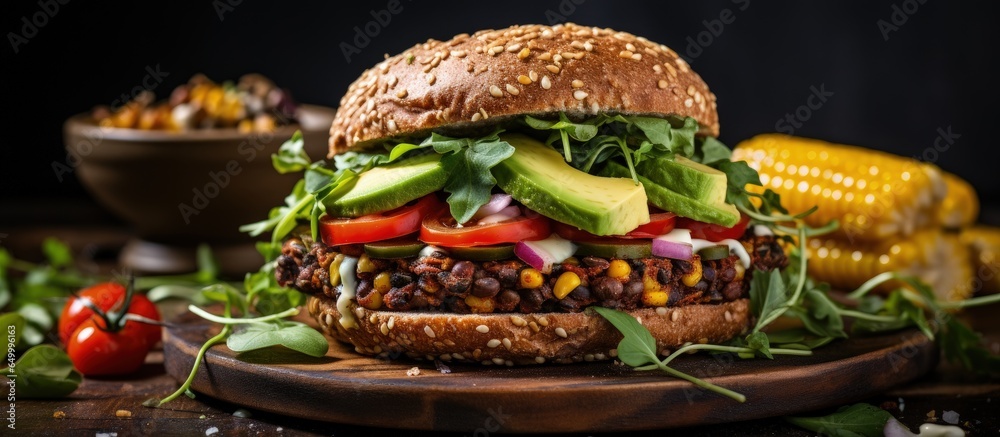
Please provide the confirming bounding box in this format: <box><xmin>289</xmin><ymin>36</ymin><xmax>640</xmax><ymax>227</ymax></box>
<box><xmin>163</xmin><ymin>310</ymin><xmax>936</xmax><ymax>433</ymax></box>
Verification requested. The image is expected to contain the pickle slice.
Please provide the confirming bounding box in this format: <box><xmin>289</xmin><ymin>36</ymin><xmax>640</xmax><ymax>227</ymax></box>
<box><xmin>574</xmin><ymin>240</ymin><xmax>652</xmax><ymax>259</ymax></box>
<box><xmin>364</xmin><ymin>238</ymin><xmax>425</xmax><ymax>259</ymax></box>
<box><xmin>446</xmin><ymin>244</ymin><xmax>516</xmax><ymax>261</ymax></box>
<box><xmin>697</xmin><ymin>244</ymin><xmax>731</xmax><ymax>261</ymax></box>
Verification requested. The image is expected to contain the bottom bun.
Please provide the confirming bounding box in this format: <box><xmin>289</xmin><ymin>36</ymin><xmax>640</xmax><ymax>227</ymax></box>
<box><xmin>307</xmin><ymin>296</ymin><xmax>751</xmax><ymax>365</ymax></box>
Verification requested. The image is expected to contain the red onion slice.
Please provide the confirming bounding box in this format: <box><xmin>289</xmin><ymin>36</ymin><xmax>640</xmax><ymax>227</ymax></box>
<box><xmin>471</xmin><ymin>194</ymin><xmax>513</xmax><ymax>220</ymax></box>
<box><xmin>514</xmin><ymin>234</ymin><xmax>576</xmax><ymax>274</ymax></box>
<box><xmin>476</xmin><ymin>205</ymin><xmax>521</xmax><ymax>225</ymax></box>
<box><xmin>652</xmin><ymin>229</ymin><xmax>694</xmax><ymax>260</ymax></box>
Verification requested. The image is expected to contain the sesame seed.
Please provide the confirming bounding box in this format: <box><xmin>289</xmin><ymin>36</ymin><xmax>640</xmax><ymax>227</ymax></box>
<box><xmin>584</xmin><ymin>354</ymin><xmax>595</xmax><ymax>362</ymax></box>
<box><xmin>396</xmin><ymin>89</ymin><xmax>408</xmax><ymax>99</ymax></box>
<box><xmin>518</xmin><ymin>47</ymin><xmax>530</xmax><ymax>59</ymax></box>
<box><xmin>571</xmin><ymin>79</ymin><xmax>584</xmax><ymax>88</ymax></box>
<box><xmin>645</xmin><ymin>47</ymin><xmax>658</xmax><ymax>57</ymax></box>
<box><xmin>658</xmin><ymin>79</ymin><xmax>668</xmax><ymax>89</ymax></box>
<box><xmin>573</xmin><ymin>90</ymin><xmax>588</xmax><ymax>100</ymax></box>
<box><xmin>699</xmin><ymin>337</ymin><xmax>709</xmax><ymax>344</ymax></box>
<box><xmin>426</xmin><ymin>74</ymin><xmax>436</xmax><ymax>85</ymax></box>
<box><xmin>595</xmin><ymin>353</ymin><xmax>606</xmax><ymax>360</ymax></box>
<box><xmin>473</xmin><ymin>349</ymin><xmax>482</xmax><ymax>359</ymax></box>
<box><xmin>489</xmin><ymin>46</ymin><xmax>503</xmax><ymax>56</ymax></box>
<box><xmin>570</xmin><ymin>41</ymin><xmax>585</xmax><ymax>50</ymax></box>
<box><xmin>505</xmin><ymin>84</ymin><xmax>520</xmax><ymax>95</ymax></box>
<box><xmin>354</xmin><ymin>307</ymin><xmax>364</xmax><ymax>319</ymax></box>
<box><xmin>323</xmin><ymin>314</ymin><xmax>333</xmax><ymax>327</ymax></box>
<box><xmin>369</xmin><ymin>314</ymin><xmax>378</xmax><ymax>324</ymax></box>
<box><xmin>387</xmin><ymin>119</ymin><xmax>398</xmax><ymax>132</ymax></box>
<box><xmin>584</xmin><ymin>41</ymin><xmax>593</xmax><ymax>51</ymax></box>
<box><xmin>510</xmin><ymin>315</ymin><xmax>528</xmax><ymax>326</ymax></box>
<box><xmin>388</xmin><ymin>76</ymin><xmax>398</xmax><ymax>87</ymax></box>
<box><xmin>664</xmin><ymin>63</ymin><xmax>677</xmax><ymax>77</ymax></box>
<box><xmin>670</xmin><ymin>311</ymin><xmax>680</xmax><ymax>322</ymax></box>
<box><xmin>535</xmin><ymin>356</ymin><xmax>546</xmax><ymax>364</ymax></box>
<box><xmin>684</xmin><ymin>98</ymin><xmax>694</xmax><ymax>107</ymax></box>
<box><xmin>553</xmin><ymin>54</ymin><xmax>563</xmax><ymax>62</ymax></box>
<box><xmin>380</xmin><ymin>323</ymin><xmax>389</xmax><ymax>335</ymax></box>
<box><xmin>656</xmin><ymin>307</ymin><xmax>668</xmax><ymax>316</ymax></box>
<box><xmin>506</xmin><ymin>43</ymin><xmax>522</xmax><ymax>52</ymax></box>
<box><xmin>555</xmin><ymin>327</ymin><xmax>568</xmax><ymax>338</ymax></box>
<box><xmin>546</xmin><ymin>65</ymin><xmax>560</xmax><ymax>74</ymax></box>
<box><xmin>529</xmin><ymin>321</ymin><xmax>540</xmax><ymax>332</ymax></box>
<box><xmin>439</xmin><ymin>353</ymin><xmax>452</xmax><ymax>361</ymax></box>
<box><xmin>489</xmin><ymin>85</ymin><xmax>503</xmax><ymax>97</ymax></box>
<box><xmin>430</xmin><ymin>57</ymin><xmax>440</xmax><ymax>68</ymax></box>
<box><xmin>537</xmin><ymin>52</ymin><xmax>552</xmax><ymax>61</ymax></box>
<box><xmin>424</xmin><ymin>326</ymin><xmax>436</xmax><ymax>338</ymax></box>
<box><xmin>479</xmin><ymin>107</ymin><xmax>488</xmax><ymax>119</ymax></box>
<box><xmin>502</xmin><ymin>338</ymin><xmax>512</xmax><ymax>350</ymax></box>
<box><xmin>517</xmin><ymin>75</ymin><xmax>532</xmax><ymax>85</ymax></box>
<box><xmin>632</xmin><ymin>53</ymin><xmax>642</xmax><ymax>61</ymax></box>
<box><xmin>451</xmin><ymin>50</ymin><xmax>467</xmax><ymax>58</ymax></box>
<box><xmin>492</xmin><ymin>358</ymin><xmax>505</xmax><ymax>365</ymax></box>
<box><xmin>609</xmin><ymin>348</ymin><xmax>618</xmax><ymax>357</ymax></box>
<box><xmin>687</xmin><ymin>85</ymin><xmax>696</xmax><ymax>96</ymax></box>
<box><xmin>653</xmin><ymin>65</ymin><xmax>662</xmax><ymax>73</ymax></box>
<box><xmin>505</xmin><ymin>360</ymin><xmax>514</xmax><ymax>367</ymax></box>
<box><xmin>724</xmin><ymin>311</ymin><xmax>733</xmax><ymax>322</ymax></box>
<box><xmin>487</xmin><ymin>339</ymin><xmax>501</xmax><ymax>348</ymax></box>
<box><xmin>471</xmin><ymin>112</ymin><xmax>482</xmax><ymax>122</ymax></box>
<box><xmin>694</xmin><ymin>92</ymin><xmax>703</xmax><ymax>103</ymax></box>
<box><xmin>619</xmin><ymin>50</ymin><xmax>634</xmax><ymax>58</ymax></box>
<box><xmin>538</xmin><ymin>316</ymin><xmax>550</xmax><ymax>327</ymax></box>
<box><xmin>528</xmin><ymin>70</ymin><xmax>538</xmax><ymax>82</ymax></box>
<box><xmin>476</xmin><ymin>325</ymin><xmax>490</xmax><ymax>333</ymax></box>
<box><xmin>626</xmin><ymin>43</ymin><xmax>636</xmax><ymax>52</ymax></box>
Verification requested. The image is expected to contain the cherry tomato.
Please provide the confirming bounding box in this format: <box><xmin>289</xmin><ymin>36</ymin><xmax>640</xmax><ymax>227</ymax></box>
<box><xmin>59</xmin><ymin>282</ymin><xmax>161</xmax><ymax>347</ymax></box>
<box><xmin>320</xmin><ymin>195</ymin><xmax>440</xmax><ymax>246</ymax></box>
<box><xmin>676</xmin><ymin>214</ymin><xmax>752</xmax><ymax>242</ymax></box>
<box><xmin>420</xmin><ymin>208</ymin><xmax>551</xmax><ymax>247</ymax></box>
<box><xmin>66</xmin><ymin>317</ymin><xmax>151</xmax><ymax>376</ymax></box>
<box><xmin>553</xmin><ymin>211</ymin><xmax>677</xmax><ymax>240</ymax></box>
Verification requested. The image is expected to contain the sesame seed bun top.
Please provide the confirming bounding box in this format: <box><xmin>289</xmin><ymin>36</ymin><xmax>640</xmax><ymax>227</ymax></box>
<box><xmin>329</xmin><ymin>23</ymin><xmax>720</xmax><ymax>156</ymax></box>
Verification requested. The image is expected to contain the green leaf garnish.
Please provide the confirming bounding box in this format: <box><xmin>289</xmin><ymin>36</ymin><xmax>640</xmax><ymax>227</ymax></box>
<box><xmin>227</xmin><ymin>321</ymin><xmax>329</xmax><ymax>357</ymax></box>
<box><xmin>785</xmin><ymin>403</ymin><xmax>894</xmax><ymax>437</ymax></box>
<box><xmin>0</xmin><ymin>345</ymin><xmax>81</xmax><ymax>399</ymax></box>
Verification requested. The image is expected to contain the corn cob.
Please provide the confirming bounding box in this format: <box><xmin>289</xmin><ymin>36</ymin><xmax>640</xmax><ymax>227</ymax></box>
<box><xmin>960</xmin><ymin>226</ymin><xmax>1000</xmax><ymax>294</ymax></box>
<box><xmin>807</xmin><ymin>228</ymin><xmax>973</xmax><ymax>301</ymax></box>
<box><xmin>938</xmin><ymin>172</ymin><xmax>979</xmax><ymax>229</ymax></box>
<box><xmin>733</xmin><ymin>134</ymin><xmax>946</xmax><ymax>243</ymax></box>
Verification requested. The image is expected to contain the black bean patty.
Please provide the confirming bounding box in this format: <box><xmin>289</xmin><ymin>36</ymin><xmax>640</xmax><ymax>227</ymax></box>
<box><xmin>276</xmin><ymin>231</ymin><xmax>787</xmax><ymax>314</ymax></box>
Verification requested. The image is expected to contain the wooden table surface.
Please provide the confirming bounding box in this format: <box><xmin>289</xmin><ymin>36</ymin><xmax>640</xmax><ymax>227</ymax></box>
<box><xmin>4</xmin><ymin>219</ymin><xmax>999</xmax><ymax>436</ymax></box>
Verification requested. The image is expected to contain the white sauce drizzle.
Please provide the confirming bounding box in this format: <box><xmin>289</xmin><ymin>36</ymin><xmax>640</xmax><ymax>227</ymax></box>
<box><xmin>690</xmin><ymin>238</ymin><xmax>751</xmax><ymax>269</ymax></box>
<box><xmin>336</xmin><ymin>256</ymin><xmax>359</xmax><ymax>329</ymax></box>
<box><xmin>917</xmin><ymin>423</ymin><xmax>965</xmax><ymax>437</ymax></box>
<box><xmin>419</xmin><ymin>245</ymin><xmax>447</xmax><ymax>258</ymax></box>
<box><xmin>753</xmin><ymin>225</ymin><xmax>774</xmax><ymax>237</ymax></box>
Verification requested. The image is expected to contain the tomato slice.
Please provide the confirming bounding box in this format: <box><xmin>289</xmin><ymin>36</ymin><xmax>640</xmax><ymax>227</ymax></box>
<box><xmin>320</xmin><ymin>195</ymin><xmax>440</xmax><ymax>246</ymax></box>
<box><xmin>676</xmin><ymin>214</ymin><xmax>751</xmax><ymax>242</ymax></box>
<box><xmin>420</xmin><ymin>208</ymin><xmax>551</xmax><ymax>247</ymax></box>
<box><xmin>553</xmin><ymin>212</ymin><xmax>677</xmax><ymax>240</ymax></box>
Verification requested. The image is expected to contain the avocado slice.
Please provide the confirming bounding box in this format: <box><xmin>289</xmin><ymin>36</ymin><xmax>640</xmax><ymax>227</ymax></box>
<box><xmin>493</xmin><ymin>133</ymin><xmax>649</xmax><ymax>236</ymax></box>
<box><xmin>600</xmin><ymin>160</ymin><xmax>740</xmax><ymax>227</ymax></box>
<box><xmin>324</xmin><ymin>153</ymin><xmax>446</xmax><ymax>218</ymax></box>
<box><xmin>636</xmin><ymin>156</ymin><xmax>728</xmax><ymax>205</ymax></box>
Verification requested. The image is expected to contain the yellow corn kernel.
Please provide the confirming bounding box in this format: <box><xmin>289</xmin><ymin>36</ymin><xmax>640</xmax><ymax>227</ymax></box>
<box><xmin>733</xmin><ymin>261</ymin><xmax>746</xmax><ymax>282</ymax></box>
<box><xmin>519</xmin><ymin>268</ymin><xmax>543</xmax><ymax>289</ymax></box>
<box><xmin>361</xmin><ymin>290</ymin><xmax>383</xmax><ymax>310</ymax></box>
<box><xmin>938</xmin><ymin>172</ymin><xmax>979</xmax><ymax>229</ymax></box>
<box><xmin>681</xmin><ymin>259</ymin><xmax>703</xmax><ymax>287</ymax></box>
<box><xmin>563</xmin><ymin>257</ymin><xmax>579</xmax><ymax>266</ymax></box>
<box><xmin>733</xmin><ymin>134</ymin><xmax>946</xmax><ymax>242</ymax></box>
<box><xmin>357</xmin><ymin>254</ymin><xmax>375</xmax><ymax>273</ymax></box>
<box><xmin>642</xmin><ymin>275</ymin><xmax>668</xmax><ymax>306</ymax></box>
<box><xmin>374</xmin><ymin>272</ymin><xmax>392</xmax><ymax>294</ymax></box>
<box><xmin>328</xmin><ymin>253</ymin><xmax>345</xmax><ymax>287</ymax></box>
<box><xmin>960</xmin><ymin>226</ymin><xmax>1000</xmax><ymax>294</ymax></box>
<box><xmin>553</xmin><ymin>272</ymin><xmax>581</xmax><ymax>299</ymax></box>
<box><xmin>808</xmin><ymin>229</ymin><xmax>973</xmax><ymax>301</ymax></box>
<box><xmin>465</xmin><ymin>295</ymin><xmax>495</xmax><ymax>313</ymax></box>
<box><xmin>607</xmin><ymin>260</ymin><xmax>631</xmax><ymax>279</ymax></box>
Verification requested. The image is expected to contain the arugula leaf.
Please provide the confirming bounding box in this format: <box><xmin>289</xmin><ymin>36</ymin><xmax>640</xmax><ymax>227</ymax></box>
<box><xmin>271</xmin><ymin>131</ymin><xmax>310</xmax><ymax>173</ymax></box>
<box><xmin>440</xmin><ymin>138</ymin><xmax>515</xmax><ymax>223</ymax></box>
<box><xmin>0</xmin><ymin>345</ymin><xmax>81</xmax><ymax>399</ymax></box>
<box><xmin>785</xmin><ymin>403</ymin><xmax>894</xmax><ymax>437</ymax></box>
<box><xmin>744</xmin><ymin>331</ymin><xmax>773</xmax><ymax>359</ymax></box>
<box><xmin>591</xmin><ymin>306</ymin><xmax>659</xmax><ymax>367</ymax></box>
<box><xmin>939</xmin><ymin>314</ymin><xmax>1000</xmax><ymax>373</ymax></box>
<box><xmin>227</xmin><ymin>321</ymin><xmax>329</xmax><ymax>357</ymax></box>
<box><xmin>42</xmin><ymin>238</ymin><xmax>72</xmax><ymax>268</ymax></box>
<box><xmin>0</xmin><ymin>312</ymin><xmax>25</xmax><ymax>346</ymax></box>
<box><xmin>694</xmin><ymin>136</ymin><xmax>732</xmax><ymax>164</ymax></box>
<box><xmin>714</xmin><ymin>160</ymin><xmax>762</xmax><ymax>210</ymax></box>
<box><xmin>749</xmin><ymin>269</ymin><xmax>787</xmax><ymax>327</ymax></box>
<box><xmin>797</xmin><ymin>285</ymin><xmax>848</xmax><ymax>339</ymax></box>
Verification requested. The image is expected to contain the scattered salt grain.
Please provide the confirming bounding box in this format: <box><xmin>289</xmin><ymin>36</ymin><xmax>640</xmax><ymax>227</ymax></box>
<box><xmin>205</xmin><ymin>427</ymin><xmax>219</xmax><ymax>436</ymax></box>
<box><xmin>406</xmin><ymin>367</ymin><xmax>420</xmax><ymax>376</ymax></box>
<box><xmin>942</xmin><ymin>410</ymin><xmax>960</xmax><ymax>425</ymax></box>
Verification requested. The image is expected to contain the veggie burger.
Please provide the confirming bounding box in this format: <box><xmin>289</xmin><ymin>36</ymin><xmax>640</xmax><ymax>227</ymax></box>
<box><xmin>270</xmin><ymin>23</ymin><xmax>788</xmax><ymax>365</ymax></box>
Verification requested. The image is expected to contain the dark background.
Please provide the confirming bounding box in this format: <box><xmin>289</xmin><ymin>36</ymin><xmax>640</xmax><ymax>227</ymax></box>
<box><xmin>2</xmin><ymin>0</ymin><xmax>997</xmax><ymax>224</ymax></box>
